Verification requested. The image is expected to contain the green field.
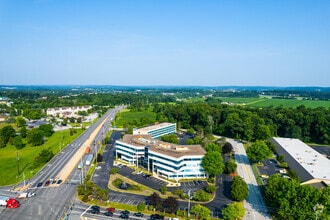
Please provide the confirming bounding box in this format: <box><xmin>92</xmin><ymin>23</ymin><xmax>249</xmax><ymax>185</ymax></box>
<box><xmin>0</xmin><ymin>129</ymin><xmax>83</xmax><ymax>186</ymax></box>
<box><xmin>217</xmin><ymin>97</ymin><xmax>330</xmax><ymax>109</ymax></box>
<box><xmin>114</xmin><ymin>109</ymin><xmax>157</xmax><ymax>127</ymax></box>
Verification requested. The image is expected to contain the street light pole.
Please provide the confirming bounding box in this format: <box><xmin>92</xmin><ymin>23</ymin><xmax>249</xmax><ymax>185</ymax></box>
<box><xmin>188</xmin><ymin>190</ymin><xmax>191</xmax><ymax>217</ymax></box>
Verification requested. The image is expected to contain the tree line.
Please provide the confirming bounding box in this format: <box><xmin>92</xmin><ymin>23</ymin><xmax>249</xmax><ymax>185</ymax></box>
<box><xmin>153</xmin><ymin>102</ymin><xmax>330</xmax><ymax>144</ymax></box>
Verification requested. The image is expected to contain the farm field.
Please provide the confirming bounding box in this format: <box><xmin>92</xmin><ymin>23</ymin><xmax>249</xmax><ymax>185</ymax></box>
<box><xmin>218</xmin><ymin>97</ymin><xmax>330</xmax><ymax>108</ymax></box>
<box><xmin>0</xmin><ymin>129</ymin><xmax>83</xmax><ymax>186</ymax></box>
<box><xmin>114</xmin><ymin>109</ymin><xmax>157</xmax><ymax>127</ymax></box>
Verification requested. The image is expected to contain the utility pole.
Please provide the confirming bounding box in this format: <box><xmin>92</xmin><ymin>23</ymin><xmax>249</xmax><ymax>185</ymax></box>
<box><xmin>16</xmin><ymin>151</ymin><xmax>20</xmax><ymax>175</ymax></box>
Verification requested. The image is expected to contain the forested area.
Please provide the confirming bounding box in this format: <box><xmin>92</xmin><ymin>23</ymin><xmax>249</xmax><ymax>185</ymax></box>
<box><xmin>153</xmin><ymin>103</ymin><xmax>330</xmax><ymax>144</ymax></box>
<box><xmin>265</xmin><ymin>174</ymin><xmax>330</xmax><ymax>219</ymax></box>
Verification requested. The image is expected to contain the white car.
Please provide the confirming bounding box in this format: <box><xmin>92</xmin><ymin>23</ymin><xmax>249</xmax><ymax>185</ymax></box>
<box><xmin>18</xmin><ymin>192</ymin><xmax>36</xmax><ymax>198</ymax></box>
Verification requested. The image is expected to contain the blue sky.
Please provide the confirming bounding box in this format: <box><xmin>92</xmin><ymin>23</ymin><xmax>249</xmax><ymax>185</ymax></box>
<box><xmin>0</xmin><ymin>0</ymin><xmax>329</xmax><ymax>86</ymax></box>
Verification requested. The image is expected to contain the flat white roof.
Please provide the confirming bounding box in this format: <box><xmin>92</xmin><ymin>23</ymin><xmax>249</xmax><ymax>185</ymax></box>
<box><xmin>272</xmin><ymin>137</ymin><xmax>330</xmax><ymax>181</ymax></box>
<box><xmin>134</xmin><ymin>122</ymin><xmax>176</xmax><ymax>133</ymax></box>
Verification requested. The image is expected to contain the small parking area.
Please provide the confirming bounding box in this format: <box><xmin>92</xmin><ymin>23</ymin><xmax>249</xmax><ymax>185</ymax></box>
<box><xmin>116</xmin><ymin>165</ymin><xmax>208</xmax><ymax>193</ymax></box>
<box><xmin>117</xmin><ymin>165</ymin><xmax>167</xmax><ymax>190</ymax></box>
<box><xmin>257</xmin><ymin>158</ymin><xmax>279</xmax><ymax>183</ymax></box>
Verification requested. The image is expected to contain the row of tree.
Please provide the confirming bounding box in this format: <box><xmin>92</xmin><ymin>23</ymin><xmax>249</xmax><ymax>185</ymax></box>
<box><xmin>153</xmin><ymin>103</ymin><xmax>330</xmax><ymax>144</ymax></box>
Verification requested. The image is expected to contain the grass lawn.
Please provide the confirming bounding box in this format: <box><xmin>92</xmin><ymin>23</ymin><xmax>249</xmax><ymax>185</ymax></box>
<box><xmin>0</xmin><ymin>129</ymin><xmax>83</xmax><ymax>186</ymax></box>
<box><xmin>216</xmin><ymin>97</ymin><xmax>330</xmax><ymax>109</ymax></box>
<box><xmin>114</xmin><ymin>110</ymin><xmax>157</xmax><ymax>127</ymax></box>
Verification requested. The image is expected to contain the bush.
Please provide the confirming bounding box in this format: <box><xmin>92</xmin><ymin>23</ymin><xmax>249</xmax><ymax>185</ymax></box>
<box><xmin>160</xmin><ymin>185</ymin><xmax>167</xmax><ymax>194</ymax></box>
<box><xmin>110</xmin><ymin>167</ymin><xmax>118</xmax><ymax>174</ymax></box>
<box><xmin>128</xmin><ymin>184</ymin><xmax>141</xmax><ymax>191</ymax></box>
<box><xmin>193</xmin><ymin>190</ymin><xmax>210</xmax><ymax>202</ymax></box>
<box><xmin>176</xmin><ymin>209</ymin><xmax>187</xmax><ymax>217</ymax></box>
<box><xmin>172</xmin><ymin>189</ymin><xmax>188</xmax><ymax>199</ymax></box>
<box><xmin>205</xmin><ymin>185</ymin><xmax>217</xmax><ymax>193</ymax></box>
<box><xmin>147</xmin><ymin>205</ymin><xmax>154</xmax><ymax>211</ymax></box>
<box><xmin>137</xmin><ymin>202</ymin><xmax>146</xmax><ymax>211</ymax></box>
<box><xmin>113</xmin><ymin>178</ymin><xmax>123</xmax><ymax>188</ymax></box>
<box><xmin>207</xmin><ymin>177</ymin><xmax>215</xmax><ymax>183</ymax></box>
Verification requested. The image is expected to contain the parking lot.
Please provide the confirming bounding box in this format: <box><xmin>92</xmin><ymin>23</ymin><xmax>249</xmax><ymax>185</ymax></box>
<box><xmin>116</xmin><ymin>165</ymin><xmax>208</xmax><ymax>194</ymax></box>
<box><xmin>117</xmin><ymin>165</ymin><xmax>167</xmax><ymax>191</ymax></box>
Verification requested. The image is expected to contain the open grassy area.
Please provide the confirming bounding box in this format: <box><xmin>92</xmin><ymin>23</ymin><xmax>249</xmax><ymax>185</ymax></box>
<box><xmin>0</xmin><ymin>129</ymin><xmax>83</xmax><ymax>186</ymax></box>
<box><xmin>114</xmin><ymin>109</ymin><xmax>157</xmax><ymax>127</ymax></box>
<box><xmin>216</xmin><ymin>97</ymin><xmax>330</xmax><ymax>108</ymax></box>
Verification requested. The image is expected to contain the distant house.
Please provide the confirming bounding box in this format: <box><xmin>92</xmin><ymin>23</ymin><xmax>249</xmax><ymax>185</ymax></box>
<box><xmin>46</xmin><ymin>106</ymin><xmax>91</xmax><ymax>118</ymax></box>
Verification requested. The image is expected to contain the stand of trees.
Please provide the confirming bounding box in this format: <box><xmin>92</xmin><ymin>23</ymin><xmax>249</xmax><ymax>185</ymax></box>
<box><xmin>154</xmin><ymin>103</ymin><xmax>330</xmax><ymax>144</ymax></box>
<box><xmin>265</xmin><ymin>174</ymin><xmax>330</xmax><ymax>219</ymax></box>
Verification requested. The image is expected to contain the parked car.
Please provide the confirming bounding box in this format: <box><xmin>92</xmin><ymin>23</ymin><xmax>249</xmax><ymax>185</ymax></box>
<box><xmin>44</xmin><ymin>180</ymin><xmax>50</xmax><ymax>186</ymax></box>
<box><xmin>37</xmin><ymin>182</ymin><xmax>43</xmax><ymax>187</ymax></box>
<box><xmin>121</xmin><ymin>210</ymin><xmax>130</xmax><ymax>215</ymax></box>
<box><xmin>89</xmin><ymin>209</ymin><xmax>100</xmax><ymax>214</ymax></box>
<box><xmin>120</xmin><ymin>213</ymin><xmax>129</xmax><ymax>219</ymax></box>
<box><xmin>150</xmin><ymin>214</ymin><xmax>164</xmax><ymax>220</ymax></box>
<box><xmin>134</xmin><ymin>212</ymin><xmax>144</xmax><ymax>217</ymax></box>
<box><xmin>106</xmin><ymin>207</ymin><xmax>116</xmax><ymax>213</ymax></box>
<box><xmin>56</xmin><ymin>179</ymin><xmax>62</xmax><ymax>184</ymax></box>
<box><xmin>91</xmin><ymin>205</ymin><xmax>100</xmax><ymax>210</ymax></box>
<box><xmin>104</xmin><ymin>211</ymin><xmax>113</xmax><ymax>216</ymax></box>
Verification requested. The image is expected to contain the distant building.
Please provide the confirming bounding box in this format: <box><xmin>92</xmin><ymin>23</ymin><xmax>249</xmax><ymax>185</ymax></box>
<box><xmin>133</xmin><ymin>122</ymin><xmax>176</xmax><ymax>139</ymax></box>
<box><xmin>46</xmin><ymin>106</ymin><xmax>91</xmax><ymax>118</ymax></box>
<box><xmin>115</xmin><ymin>134</ymin><xmax>206</xmax><ymax>181</ymax></box>
<box><xmin>270</xmin><ymin>137</ymin><xmax>330</xmax><ymax>186</ymax></box>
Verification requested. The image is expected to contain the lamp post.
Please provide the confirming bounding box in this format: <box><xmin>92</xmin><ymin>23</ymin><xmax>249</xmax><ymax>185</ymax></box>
<box><xmin>187</xmin><ymin>190</ymin><xmax>191</xmax><ymax>217</ymax></box>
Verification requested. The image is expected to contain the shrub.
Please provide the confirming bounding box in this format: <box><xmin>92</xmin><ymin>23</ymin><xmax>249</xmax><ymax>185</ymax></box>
<box><xmin>137</xmin><ymin>202</ymin><xmax>146</xmax><ymax>211</ymax></box>
<box><xmin>128</xmin><ymin>184</ymin><xmax>141</xmax><ymax>191</ymax></box>
<box><xmin>113</xmin><ymin>178</ymin><xmax>123</xmax><ymax>188</ymax></box>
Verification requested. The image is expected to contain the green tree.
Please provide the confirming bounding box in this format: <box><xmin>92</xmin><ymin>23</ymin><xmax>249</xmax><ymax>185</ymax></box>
<box><xmin>205</xmin><ymin>143</ymin><xmax>222</xmax><ymax>153</ymax></box>
<box><xmin>225</xmin><ymin>159</ymin><xmax>237</xmax><ymax>174</ymax></box>
<box><xmin>0</xmin><ymin>125</ymin><xmax>16</xmax><ymax>147</ymax></box>
<box><xmin>231</xmin><ymin>176</ymin><xmax>248</xmax><ymax>201</ymax></box>
<box><xmin>202</xmin><ymin>151</ymin><xmax>225</xmax><ymax>176</ymax></box>
<box><xmin>160</xmin><ymin>185</ymin><xmax>167</xmax><ymax>194</ymax></box>
<box><xmin>38</xmin><ymin>124</ymin><xmax>54</xmax><ymax>137</ymax></box>
<box><xmin>246</xmin><ymin>140</ymin><xmax>272</xmax><ymax>163</ymax></box>
<box><xmin>160</xmin><ymin>134</ymin><xmax>179</xmax><ymax>144</ymax></box>
<box><xmin>137</xmin><ymin>202</ymin><xmax>146</xmax><ymax>211</ymax></box>
<box><xmin>14</xmin><ymin>136</ymin><xmax>25</xmax><ymax>149</ymax></box>
<box><xmin>190</xmin><ymin>204</ymin><xmax>211</xmax><ymax>220</ymax></box>
<box><xmin>205</xmin><ymin>185</ymin><xmax>217</xmax><ymax>193</ymax></box>
<box><xmin>222</xmin><ymin>202</ymin><xmax>245</xmax><ymax>220</ymax></box>
<box><xmin>26</xmin><ymin>129</ymin><xmax>44</xmax><ymax>146</ymax></box>
<box><xmin>16</xmin><ymin>116</ymin><xmax>26</xmax><ymax>127</ymax></box>
<box><xmin>193</xmin><ymin>190</ymin><xmax>210</xmax><ymax>202</ymax></box>
<box><xmin>20</xmin><ymin>126</ymin><xmax>27</xmax><ymax>138</ymax></box>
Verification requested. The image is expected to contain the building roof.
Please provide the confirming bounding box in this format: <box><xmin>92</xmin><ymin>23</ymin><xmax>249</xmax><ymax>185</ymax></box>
<box><xmin>121</xmin><ymin>134</ymin><xmax>206</xmax><ymax>158</ymax></box>
<box><xmin>133</xmin><ymin>122</ymin><xmax>175</xmax><ymax>133</ymax></box>
<box><xmin>272</xmin><ymin>137</ymin><xmax>330</xmax><ymax>182</ymax></box>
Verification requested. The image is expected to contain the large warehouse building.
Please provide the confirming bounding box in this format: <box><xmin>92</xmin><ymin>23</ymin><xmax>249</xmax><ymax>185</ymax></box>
<box><xmin>270</xmin><ymin>137</ymin><xmax>330</xmax><ymax>186</ymax></box>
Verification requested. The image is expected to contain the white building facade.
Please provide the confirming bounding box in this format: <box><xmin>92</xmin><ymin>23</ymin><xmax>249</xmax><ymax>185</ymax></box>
<box><xmin>133</xmin><ymin>123</ymin><xmax>176</xmax><ymax>139</ymax></box>
<box><xmin>115</xmin><ymin>135</ymin><xmax>206</xmax><ymax>181</ymax></box>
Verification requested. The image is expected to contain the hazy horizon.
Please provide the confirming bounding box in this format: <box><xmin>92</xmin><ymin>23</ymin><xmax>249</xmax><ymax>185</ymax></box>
<box><xmin>1</xmin><ymin>1</ymin><xmax>329</xmax><ymax>87</ymax></box>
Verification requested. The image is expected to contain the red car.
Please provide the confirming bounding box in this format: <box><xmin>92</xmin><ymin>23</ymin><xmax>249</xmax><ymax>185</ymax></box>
<box><xmin>106</xmin><ymin>207</ymin><xmax>115</xmax><ymax>213</ymax></box>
